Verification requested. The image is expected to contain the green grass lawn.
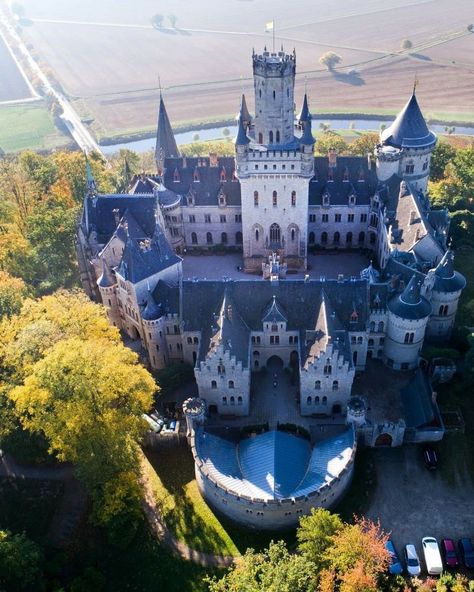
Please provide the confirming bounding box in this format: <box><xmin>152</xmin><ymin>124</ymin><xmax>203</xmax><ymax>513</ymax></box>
<box><xmin>144</xmin><ymin>445</ymin><xmax>239</xmax><ymax>557</ymax></box>
<box><xmin>0</xmin><ymin>101</ymin><xmax>69</xmax><ymax>153</ymax></box>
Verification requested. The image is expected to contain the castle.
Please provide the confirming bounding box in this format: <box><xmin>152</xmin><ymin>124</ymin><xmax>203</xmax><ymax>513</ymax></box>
<box><xmin>77</xmin><ymin>47</ymin><xmax>465</xmax><ymax>529</ymax></box>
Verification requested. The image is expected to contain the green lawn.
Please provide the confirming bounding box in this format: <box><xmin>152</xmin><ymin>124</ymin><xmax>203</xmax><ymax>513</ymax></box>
<box><xmin>0</xmin><ymin>101</ymin><xmax>69</xmax><ymax>153</ymax></box>
<box><xmin>144</xmin><ymin>445</ymin><xmax>239</xmax><ymax>557</ymax></box>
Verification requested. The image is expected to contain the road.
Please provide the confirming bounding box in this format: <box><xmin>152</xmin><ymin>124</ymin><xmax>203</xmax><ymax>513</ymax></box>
<box><xmin>0</xmin><ymin>9</ymin><xmax>104</xmax><ymax>156</ymax></box>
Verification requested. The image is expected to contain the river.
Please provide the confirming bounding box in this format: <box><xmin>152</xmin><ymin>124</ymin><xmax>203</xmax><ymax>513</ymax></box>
<box><xmin>100</xmin><ymin>118</ymin><xmax>474</xmax><ymax>155</ymax></box>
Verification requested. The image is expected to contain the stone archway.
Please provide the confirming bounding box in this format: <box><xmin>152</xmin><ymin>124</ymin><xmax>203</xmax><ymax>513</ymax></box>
<box><xmin>267</xmin><ymin>355</ymin><xmax>284</xmax><ymax>369</ymax></box>
<box><xmin>375</xmin><ymin>433</ymin><xmax>393</xmax><ymax>447</ymax></box>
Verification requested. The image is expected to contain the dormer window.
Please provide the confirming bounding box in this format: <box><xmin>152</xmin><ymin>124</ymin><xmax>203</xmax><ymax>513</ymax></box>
<box><xmin>323</xmin><ymin>192</ymin><xmax>330</xmax><ymax>206</ymax></box>
<box><xmin>350</xmin><ymin>311</ymin><xmax>358</xmax><ymax>323</ymax></box>
<box><xmin>220</xmin><ymin>167</ymin><xmax>227</xmax><ymax>182</ymax></box>
<box><xmin>327</xmin><ymin>169</ymin><xmax>334</xmax><ymax>182</ymax></box>
<box><xmin>358</xmin><ymin>168</ymin><xmax>365</xmax><ymax>182</ymax></box>
<box><xmin>343</xmin><ymin>168</ymin><xmax>349</xmax><ymax>182</ymax></box>
<box><xmin>349</xmin><ymin>192</ymin><xmax>356</xmax><ymax>206</ymax></box>
<box><xmin>193</xmin><ymin>168</ymin><xmax>200</xmax><ymax>182</ymax></box>
<box><xmin>187</xmin><ymin>191</ymin><xmax>195</xmax><ymax>206</ymax></box>
<box><xmin>218</xmin><ymin>190</ymin><xmax>226</xmax><ymax>207</ymax></box>
<box><xmin>173</xmin><ymin>168</ymin><xmax>180</xmax><ymax>183</ymax></box>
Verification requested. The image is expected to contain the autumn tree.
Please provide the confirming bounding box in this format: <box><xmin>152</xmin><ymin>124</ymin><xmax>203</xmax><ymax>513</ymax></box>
<box><xmin>297</xmin><ymin>508</ymin><xmax>343</xmax><ymax>571</ymax></box>
<box><xmin>429</xmin><ymin>141</ymin><xmax>457</xmax><ymax>181</ymax></box>
<box><xmin>0</xmin><ymin>272</ymin><xmax>28</xmax><ymax>319</ymax></box>
<box><xmin>319</xmin><ymin>51</ymin><xmax>342</xmax><ymax>71</ymax></box>
<box><xmin>349</xmin><ymin>133</ymin><xmax>380</xmax><ymax>157</ymax></box>
<box><xmin>315</xmin><ymin>131</ymin><xmax>349</xmax><ymax>156</ymax></box>
<box><xmin>207</xmin><ymin>540</ymin><xmax>318</xmax><ymax>592</ymax></box>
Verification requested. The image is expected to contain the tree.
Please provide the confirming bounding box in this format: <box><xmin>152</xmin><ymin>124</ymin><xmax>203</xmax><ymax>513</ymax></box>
<box><xmin>350</xmin><ymin>133</ymin><xmax>379</xmax><ymax>157</ymax></box>
<box><xmin>323</xmin><ymin>517</ymin><xmax>390</xmax><ymax>592</ymax></box>
<box><xmin>319</xmin><ymin>52</ymin><xmax>342</xmax><ymax>71</ymax></box>
<box><xmin>430</xmin><ymin>142</ymin><xmax>457</xmax><ymax>181</ymax></box>
<box><xmin>193</xmin><ymin>133</ymin><xmax>200</xmax><ymax>142</ymax></box>
<box><xmin>207</xmin><ymin>540</ymin><xmax>318</xmax><ymax>592</ymax></box>
<box><xmin>467</xmin><ymin>24</ymin><xmax>473</xmax><ymax>32</ymax></box>
<box><xmin>297</xmin><ymin>508</ymin><xmax>343</xmax><ymax>571</ymax></box>
<box><xmin>0</xmin><ymin>530</ymin><xmax>42</xmax><ymax>591</ymax></box>
<box><xmin>10</xmin><ymin>337</ymin><xmax>155</xmax><ymax>526</ymax></box>
<box><xmin>0</xmin><ymin>272</ymin><xmax>27</xmax><ymax>319</ymax></box>
<box><xmin>168</xmin><ymin>14</ymin><xmax>177</xmax><ymax>28</ymax></box>
<box><xmin>222</xmin><ymin>128</ymin><xmax>230</xmax><ymax>137</ymax></box>
<box><xmin>152</xmin><ymin>14</ymin><xmax>164</xmax><ymax>29</ymax></box>
<box><xmin>401</xmin><ymin>39</ymin><xmax>413</xmax><ymax>50</ymax></box>
<box><xmin>315</xmin><ymin>131</ymin><xmax>349</xmax><ymax>156</ymax></box>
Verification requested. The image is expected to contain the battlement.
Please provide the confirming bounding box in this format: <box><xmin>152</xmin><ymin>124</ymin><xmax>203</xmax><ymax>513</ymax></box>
<box><xmin>252</xmin><ymin>49</ymin><xmax>296</xmax><ymax>78</ymax></box>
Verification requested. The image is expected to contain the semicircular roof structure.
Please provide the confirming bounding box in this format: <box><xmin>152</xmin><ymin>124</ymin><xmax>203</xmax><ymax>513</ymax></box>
<box><xmin>381</xmin><ymin>93</ymin><xmax>436</xmax><ymax>149</ymax></box>
<box><xmin>195</xmin><ymin>428</ymin><xmax>355</xmax><ymax>501</ymax></box>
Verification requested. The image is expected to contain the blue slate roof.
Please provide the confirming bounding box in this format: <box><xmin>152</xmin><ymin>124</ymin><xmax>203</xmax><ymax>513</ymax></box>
<box><xmin>433</xmin><ymin>250</ymin><xmax>466</xmax><ymax>293</ymax></box>
<box><xmin>155</xmin><ymin>94</ymin><xmax>180</xmax><ymax>163</ymax></box>
<box><xmin>381</xmin><ymin>93</ymin><xmax>436</xmax><ymax>149</ymax></box>
<box><xmin>401</xmin><ymin>370</ymin><xmax>437</xmax><ymax>428</ymax></box>
<box><xmin>387</xmin><ymin>274</ymin><xmax>431</xmax><ymax>320</ymax></box>
<box><xmin>195</xmin><ymin>428</ymin><xmax>355</xmax><ymax>501</ymax></box>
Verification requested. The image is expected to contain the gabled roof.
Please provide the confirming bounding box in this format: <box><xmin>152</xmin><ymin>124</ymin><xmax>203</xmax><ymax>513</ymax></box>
<box><xmin>155</xmin><ymin>94</ymin><xmax>180</xmax><ymax>164</ymax></box>
<box><xmin>262</xmin><ymin>296</ymin><xmax>287</xmax><ymax>324</ymax></box>
<box><xmin>360</xmin><ymin>261</ymin><xmax>381</xmax><ymax>284</ymax></box>
<box><xmin>381</xmin><ymin>93</ymin><xmax>436</xmax><ymax>149</ymax></box>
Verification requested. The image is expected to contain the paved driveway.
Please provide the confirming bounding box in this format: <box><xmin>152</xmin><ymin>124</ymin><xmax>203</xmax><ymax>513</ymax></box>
<box><xmin>366</xmin><ymin>446</ymin><xmax>474</xmax><ymax>565</ymax></box>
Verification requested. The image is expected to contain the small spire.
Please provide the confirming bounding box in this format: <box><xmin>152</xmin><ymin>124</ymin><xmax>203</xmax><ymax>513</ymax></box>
<box><xmin>240</xmin><ymin>93</ymin><xmax>252</xmax><ymax>127</ymax></box>
<box><xmin>413</xmin><ymin>74</ymin><xmax>418</xmax><ymax>96</ymax></box>
<box><xmin>155</xmin><ymin>92</ymin><xmax>180</xmax><ymax>174</ymax></box>
<box><xmin>300</xmin><ymin>115</ymin><xmax>315</xmax><ymax>145</ymax></box>
<box><xmin>84</xmin><ymin>153</ymin><xmax>97</xmax><ymax>196</ymax></box>
<box><xmin>297</xmin><ymin>93</ymin><xmax>310</xmax><ymax>126</ymax></box>
<box><xmin>235</xmin><ymin>109</ymin><xmax>250</xmax><ymax>146</ymax></box>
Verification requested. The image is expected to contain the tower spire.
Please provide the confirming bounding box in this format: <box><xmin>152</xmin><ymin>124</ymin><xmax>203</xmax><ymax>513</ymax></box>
<box><xmin>155</xmin><ymin>91</ymin><xmax>180</xmax><ymax>175</ymax></box>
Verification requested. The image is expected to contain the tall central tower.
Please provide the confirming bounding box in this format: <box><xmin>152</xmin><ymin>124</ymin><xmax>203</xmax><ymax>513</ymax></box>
<box><xmin>252</xmin><ymin>48</ymin><xmax>296</xmax><ymax>146</ymax></box>
<box><xmin>235</xmin><ymin>48</ymin><xmax>315</xmax><ymax>273</ymax></box>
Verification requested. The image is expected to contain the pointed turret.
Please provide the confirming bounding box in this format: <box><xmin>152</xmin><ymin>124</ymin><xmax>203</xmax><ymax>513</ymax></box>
<box><xmin>97</xmin><ymin>258</ymin><xmax>116</xmax><ymax>288</ymax></box>
<box><xmin>433</xmin><ymin>250</ymin><xmax>466</xmax><ymax>293</ymax></box>
<box><xmin>235</xmin><ymin>109</ymin><xmax>250</xmax><ymax>146</ymax></box>
<box><xmin>300</xmin><ymin>115</ymin><xmax>315</xmax><ymax>146</ymax></box>
<box><xmin>381</xmin><ymin>92</ymin><xmax>436</xmax><ymax>149</ymax></box>
<box><xmin>155</xmin><ymin>93</ymin><xmax>180</xmax><ymax>174</ymax></box>
<box><xmin>388</xmin><ymin>274</ymin><xmax>431</xmax><ymax>319</ymax></box>
<box><xmin>85</xmin><ymin>154</ymin><xmax>97</xmax><ymax>196</ymax></box>
<box><xmin>360</xmin><ymin>261</ymin><xmax>380</xmax><ymax>284</ymax></box>
<box><xmin>240</xmin><ymin>93</ymin><xmax>252</xmax><ymax>128</ymax></box>
<box><xmin>297</xmin><ymin>93</ymin><xmax>310</xmax><ymax>127</ymax></box>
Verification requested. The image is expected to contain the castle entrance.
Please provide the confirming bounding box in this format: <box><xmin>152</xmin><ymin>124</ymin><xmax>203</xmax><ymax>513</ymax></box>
<box><xmin>267</xmin><ymin>355</ymin><xmax>284</xmax><ymax>369</ymax></box>
<box><xmin>375</xmin><ymin>433</ymin><xmax>393</xmax><ymax>447</ymax></box>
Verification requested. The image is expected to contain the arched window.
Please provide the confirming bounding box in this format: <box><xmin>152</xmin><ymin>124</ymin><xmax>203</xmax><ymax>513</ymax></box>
<box><xmin>270</xmin><ymin>223</ymin><xmax>281</xmax><ymax>243</ymax></box>
<box><xmin>221</xmin><ymin>232</ymin><xmax>228</xmax><ymax>244</ymax></box>
<box><xmin>217</xmin><ymin>362</ymin><xmax>225</xmax><ymax>374</ymax></box>
<box><xmin>254</xmin><ymin>190</ymin><xmax>259</xmax><ymax>206</ymax></box>
<box><xmin>259</xmin><ymin>89</ymin><xmax>262</xmax><ymax>98</ymax></box>
<box><xmin>309</xmin><ymin>231</ymin><xmax>315</xmax><ymax>244</ymax></box>
<box><xmin>332</xmin><ymin>380</ymin><xmax>339</xmax><ymax>391</ymax></box>
<box><xmin>269</xmin><ymin>131</ymin><xmax>274</xmax><ymax>143</ymax></box>
<box><xmin>404</xmin><ymin>332</ymin><xmax>415</xmax><ymax>344</ymax></box>
<box><xmin>255</xmin><ymin>228</ymin><xmax>259</xmax><ymax>241</ymax></box>
<box><xmin>368</xmin><ymin>338</ymin><xmax>374</xmax><ymax>347</ymax></box>
<box><xmin>254</xmin><ymin>360</ymin><xmax>259</xmax><ymax>368</ymax></box>
<box><xmin>238</xmin><ymin>396</ymin><xmax>243</xmax><ymax>405</ymax></box>
<box><xmin>236</xmin><ymin>231</ymin><xmax>242</xmax><ymax>244</ymax></box>
<box><xmin>324</xmin><ymin>364</ymin><xmax>332</xmax><ymax>375</ymax></box>
<box><xmin>378</xmin><ymin>321</ymin><xmax>384</xmax><ymax>332</ymax></box>
<box><xmin>307</xmin><ymin>396</ymin><xmax>312</xmax><ymax>405</ymax></box>
<box><xmin>353</xmin><ymin>350</ymin><xmax>358</xmax><ymax>365</ymax></box>
<box><xmin>346</xmin><ymin>232</ymin><xmax>353</xmax><ymax>244</ymax></box>
<box><xmin>322</xmin><ymin>396</ymin><xmax>328</xmax><ymax>405</ymax></box>
<box><xmin>358</xmin><ymin>231</ymin><xmax>365</xmax><ymax>244</ymax></box>
<box><xmin>315</xmin><ymin>396</ymin><xmax>320</xmax><ymax>405</ymax></box>
<box><xmin>272</xmin><ymin>191</ymin><xmax>277</xmax><ymax>206</ymax></box>
<box><xmin>370</xmin><ymin>232</ymin><xmax>376</xmax><ymax>244</ymax></box>
<box><xmin>315</xmin><ymin>380</ymin><xmax>321</xmax><ymax>390</ymax></box>
<box><xmin>211</xmin><ymin>380</ymin><xmax>217</xmax><ymax>389</ymax></box>
<box><xmin>370</xmin><ymin>321</ymin><xmax>375</xmax><ymax>332</ymax></box>
<box><xmin>334</xmin><ymin>231</ymin><xmax>340</xmax><ymax>244</ymax></box>
<box><xmin>193</xmin><ymin>337</ymin><xmax>199</xmax><ymax>344</ymax></box>
<box><xmin>187</xmin><ymin>337</ymin><xmax>192</xmax><ymax>344</ymax></box>
<box><xmin>206</xmin><ymin>232</ymin><xmax>213</xmax><ymax>244</ymax></box>
<box><xmin>291</xmin><ymin>191</ymin><xmax>296</xmax><ymax>206</ymax></box>
<box><xmin>230</xmin><ymin>396</ymin><xmax>235</xmax><ymax>405</ymax></box>
<box><xmin>291</xmin><ymin>228</ymin><xmax>296</xmax><ymax>241</ymax></box>
<box><xmin>258</xmin><ymin>132</ymin><xmax>263</xmax><ymax>144</ymax></box>
<box><xmin>357</xmin><ymin>336</ymin><xmax>363</xmax><ymax>344</ymax></box>
<box><xmin>273</xmin><ymin>90</ymin><xmax>276</xmax><ymax>100</ymax></box>
<box><xmin>191</xmin><ymin>232</ymin><xmax>198</xmax><ymax>245</ymax></box>
<box><xmin>253</xmin><ymin>350</ymin><xmax>260</xmax><ymax>357</ymax></box>
<box><xmin>276</xmin><ymin>130</ymin><xmax>280</xmax><ymax>143</ymax></box>
<box><xmin>222</xmin><ymin>396</ymin><xmax>227</xmax><ymax>405</ymax></box>
<box><xmin>321</xmin><ymin>231</ymin><xmax>328</xmax><ymax>244</ymax></box>
<box><xmin>228</xmin><ymin>380</ymin><xmax>234</xmax><ymax>389</ymax></box>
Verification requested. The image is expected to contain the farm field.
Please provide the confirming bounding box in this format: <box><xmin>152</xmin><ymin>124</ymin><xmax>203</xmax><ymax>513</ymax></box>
<box><xmin>8</xmin><ymin>0</ymin><xmax>474</xmax><ymax>141</ymax></box>
<box><xmin>0</xmin><ymin>102</ymin><xmax>70</xmax><ymax>153</ymax></box>
<box><xmin>0</xmin><ymin>31</ymin><xmax>34</xmax><ymax>102</ymax></box>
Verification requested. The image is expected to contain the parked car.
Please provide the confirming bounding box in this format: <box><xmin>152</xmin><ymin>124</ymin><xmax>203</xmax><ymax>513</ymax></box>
<box><xmin>459</xmin><ymin>538</ymin><xmax>474</xmax><ymax>568</ymax></box>
<box><xmin>423</xmin><ymin>447</ymin><xmax>438</xmax><ymax>470</ymax></box>
<box><xmin>404</xmin><ymin>544</ymin><xmax>421</xmax><ymax>576</ymax></box>
<box><xmin>385</xmin><ymin>539</ymin><xmax>403</xmax><ymax>574</ymax></box>
<box><xmin>441</xmin><ymin>538</ymin><xmax>459</xmax><ymax>568</ymax></box>
<box><xmin>422</xmin><ymin>537</ymin><xmax>443</xmax><ymax>575</ymax></box>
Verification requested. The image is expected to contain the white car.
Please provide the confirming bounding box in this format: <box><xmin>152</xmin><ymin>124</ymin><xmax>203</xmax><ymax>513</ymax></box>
<box><xmin>404</xmin><ymin>544</ymin><xmax>421</xmax><ymax>576</ymax></box>
<box><xmin>422</xmin><ymin>537</ymin><xmax>443</xmax><ymax>575</ymax></box>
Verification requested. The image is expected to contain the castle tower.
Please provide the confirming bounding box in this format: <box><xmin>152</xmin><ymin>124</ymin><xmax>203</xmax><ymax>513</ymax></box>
<box><xmin>155</xmin><ymin>93</ymin><xmax>180</xmax><ymax>175</ymax></box>
<box><xmin>182</xmin><ymin>397</ymin><xmax>206</xmax><ymax>439</ymax></box>
<box><xmin>235</xmin><ymin>48</ymin><xmax>313</xmax><ymax>273</ymax></box>
<box><xmin>97</xmin><ymin>259</ymin><xmax>121</xmax><ymax>328</ymax></box>
<box><xmin>426</xmin><ymin>250</ymin><xmax>466</xmax><ymax>341</ymax></box>
<box><xmin>252</xmin><ymin>47</ymin><xmax>296</xmax><ymax>146</ymax></box>
<box><xmin>384</xmin><ymin>275</ymin><xmax>432</xmax><ymax>370</ymax></box>
<box><xmin>376</xmin><ymin>91</ymin><xmax>436</xmax><ymax>193</ymax></box>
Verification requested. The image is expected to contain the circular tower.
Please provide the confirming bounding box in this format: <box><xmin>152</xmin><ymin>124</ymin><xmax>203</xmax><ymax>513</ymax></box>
<box><xmin>182</xmin><ymin>397</ymin><xmax>206</xmax><ymax>438</ymax></box>
<box><xmin>97</xmin><ymin>259</ymin><xmax>121</xmax><ymax>328</ymax></box>
<box><xmin>384</xmin><ymin>275</ymin><xmax>432</xmax><ymax>370</ymax></box>
<box><xmin>346</xmin><ymin>396</ymin><xmax>367</xmax><ymax>427</ymax></box>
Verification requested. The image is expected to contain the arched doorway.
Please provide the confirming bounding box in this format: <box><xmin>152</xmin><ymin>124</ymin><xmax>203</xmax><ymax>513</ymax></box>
<box><xmin>332</xmin><ymin>403</ymin><xmax>342</xmax><ymax>415</ymax></box>
<box><xmin>375</xmin><ymin>433</ymin><xmax>393</xmax><ymax>447</ymax></box>
<box><xmin>267</xmin><ymin>355</ymin><xmax>284</xmax><ymax>369</ymax></box>
<box><xmin>289</xmin><ymin>350</ymin><xmax>299</xmax><ymax>369</ymax></box>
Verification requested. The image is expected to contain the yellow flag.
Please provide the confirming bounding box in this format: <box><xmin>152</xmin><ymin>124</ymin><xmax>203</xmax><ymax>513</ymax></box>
<box><xmin>265</xmin><ymin>21</ymin><xmax>274</xmax><ymax>32</ymax></box>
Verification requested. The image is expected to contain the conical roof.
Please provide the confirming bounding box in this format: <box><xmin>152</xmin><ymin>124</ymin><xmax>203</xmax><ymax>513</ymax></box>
<box><xmin>433</xmin><ymin>250</ymin><xmax>466</xmax><ymax>293</ymax></box>
<box><xmin>240</xmin><ymin>93</ymin><xmax>252</xmax><ymax>126</ymax></box>
<box><xmin>235</xmin><ymin>110</ymin><xmax>250</xmax><ymax>146</ymax></box>
<box><xmin>97</xmin><ymin>259</ymin><xmax>116</xmax><ymax>288</ymax></box>
<box><xmin>388</xmin><ymin>274</ymin><xmax>431</xmax><ymax>319</ymax></box>
<box><xmin>300</xmin><ymin>116</ymin><xmax>315</xmax><ymax>145</ymax></box>
<box><xmin>297</xmin><ymin>93</ymin><xmax>310</xmax><ymax>124</ymax></box>
<box><xmin>155</xmin><ymin>94</ymin><xmax>180</xmax><ymax>164</ymax></box>
<box><xmin>142</xmin><ymin>291</ymin><xmax>162</xmax><ymax>321</ymax></box>
<box><xmin>360</xmin><ymin>261</ymin><xmax>380</xmax><ymax>284</ymax></box>
<box><xmin>381</xmin><ymin>93</ymin><xmax>436</xmax><ymax>149</ymax></box>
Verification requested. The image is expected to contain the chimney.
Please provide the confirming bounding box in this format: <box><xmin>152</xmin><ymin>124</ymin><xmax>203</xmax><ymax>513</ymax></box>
<box><xmin>410</xmin><ymin>211</ymin><xmax>417</xmax><ymax>224</ymax></box>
